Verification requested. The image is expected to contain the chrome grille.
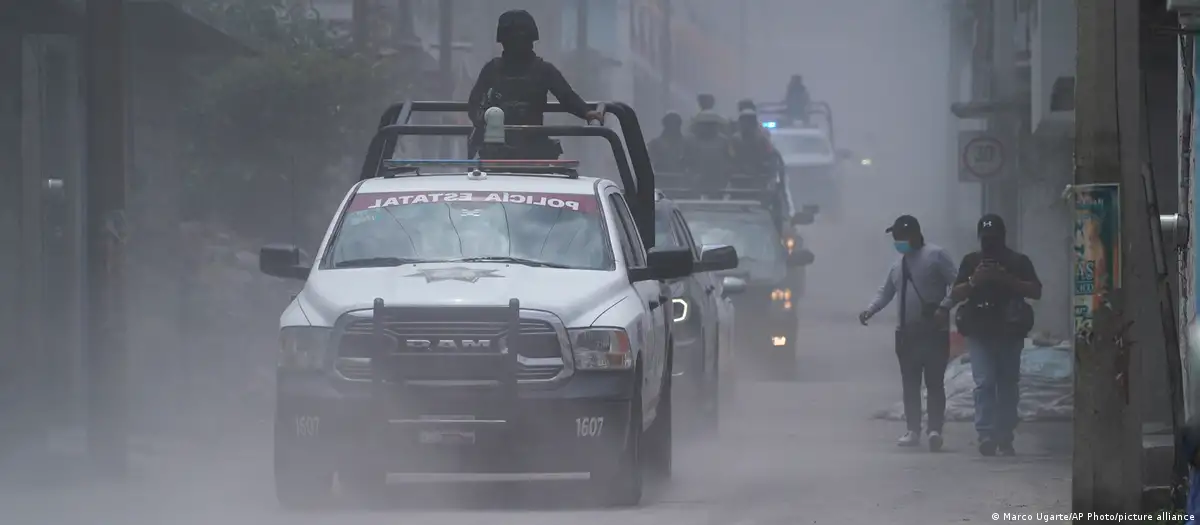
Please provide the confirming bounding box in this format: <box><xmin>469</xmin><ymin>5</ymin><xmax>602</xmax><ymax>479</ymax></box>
<box><xmin>334</xmin><ymin>318</ymin><xmax>565</xmax><ymax>382</ymax></box>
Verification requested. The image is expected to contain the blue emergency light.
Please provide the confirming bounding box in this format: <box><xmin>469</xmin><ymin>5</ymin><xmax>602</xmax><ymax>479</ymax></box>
<box><xmin>762</xmin><ymin>121</ymin><xmax>777</xmax><ymax>129</ymax></box>
<box><xmin>383</xmin><ymin>158</ymin><xmax>580</xmax><ymax>170</ymax></box>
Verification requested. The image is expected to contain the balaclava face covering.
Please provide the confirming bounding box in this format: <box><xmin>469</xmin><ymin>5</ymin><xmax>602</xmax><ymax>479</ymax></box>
<box><xmin>978</xmin><ymin>213</ymin><xmax>1007</xmax><ymax>256</ymax></box>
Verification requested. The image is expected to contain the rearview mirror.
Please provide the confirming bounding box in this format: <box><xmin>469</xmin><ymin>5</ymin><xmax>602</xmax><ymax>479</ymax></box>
<box><xmin>631</xmin><ymin>246</ymin><xmax>694</xmax><ymax>282</ymax></box>
<box><xmin>791</xmin><ymin>211</ymin><xmax>815</xmax><ymax>226</ymax></box>
<box><xmin>788</xmin><ymin>248</ymin><xmax>815</xmax><ymax>267</ymax></box>
<box><xmin>721</xmin><ymin>276</ymin><xmax>747</xmax><ymax>296</ymax></box>
<box><xmin>695</xmin><ymin>244</ymin><xmax>739</xmax><ymax>273</ymax></box>
<box><xmin>836</xmin><ymin>148</ymin><xmax>855</xmax><ymax>161</ymax></box>
<box><xmin>259</xmin><ymin>244</ymin><xmax>311</xmax><ymax>280</ymax></box>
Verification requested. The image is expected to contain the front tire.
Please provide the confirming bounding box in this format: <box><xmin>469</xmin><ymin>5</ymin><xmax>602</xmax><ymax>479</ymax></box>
<box><xmin>645</xmin><ymin>348</ymin><xmax>674</xmax><ymax>479</ymax></box>
<box><xmin>274</xmin><ymin>419</ymin><xmax>334</xmax><ymax>510</ymax></box>
<box><xmin>594</xmin><ymin>364</ymin><xmax>644</xmax><ymax>507</ymax></box>
<box><xmin>699</xmin><ymin>354</ymin><xmax>720</xmax><ymax>436</ymax></box>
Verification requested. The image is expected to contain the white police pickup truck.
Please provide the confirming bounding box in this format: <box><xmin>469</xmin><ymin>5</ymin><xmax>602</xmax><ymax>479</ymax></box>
<box><xmin>260</xmin><ymin>159</ymin><xmax>695</xmax><ymax>508</ymax></box>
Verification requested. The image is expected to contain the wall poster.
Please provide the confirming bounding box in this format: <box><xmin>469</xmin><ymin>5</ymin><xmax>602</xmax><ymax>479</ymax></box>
<box><xmin>1072</xmin><ymin>183</ymin><xmax>1121</xmax><ymax>340</ymax></box>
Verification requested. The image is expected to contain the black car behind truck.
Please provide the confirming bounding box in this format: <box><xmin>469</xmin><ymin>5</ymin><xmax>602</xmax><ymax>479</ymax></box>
<box><xmin>654</xmin><ymin>194</ymin><xmax>740</xmax><ymax>432</ymax></box>
<box><xmin>675</xmin><ymin>200</ymin><xmax>814</xmax><ymax>381</ymax></box>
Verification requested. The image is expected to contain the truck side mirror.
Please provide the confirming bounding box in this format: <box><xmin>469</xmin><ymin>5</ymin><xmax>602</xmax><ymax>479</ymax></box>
<box><xmin>260</xmin><ymin>244</ymin><xmax>310</xmax><ymax>280</ymax></box>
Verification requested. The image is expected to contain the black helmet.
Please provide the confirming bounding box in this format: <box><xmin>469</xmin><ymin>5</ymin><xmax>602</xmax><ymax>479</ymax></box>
<box><xmin>662</xmin><ymin>112</ymin><xmax>682</xmax><ymax>128</ymax></box>
<box><xmin>497</xmin><ymin>10</ymin><xmax>539</xmax><ymax>43</ymax></box>
<box><xmin>696</xmin><ymin>93</ymin><xmax>715</xmax><ymax>111</ymax></box>
<box><xmin>737</xmin><ymin>99</ymin><xmax>756</xmax><ymax>112</ymax></box>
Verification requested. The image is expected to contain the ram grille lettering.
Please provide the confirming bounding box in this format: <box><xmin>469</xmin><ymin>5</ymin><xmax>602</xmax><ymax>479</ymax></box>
<box><xmin>404</xmin><ymin>339</ymin><xmax>491</xmax><ymax>350</ymax></box>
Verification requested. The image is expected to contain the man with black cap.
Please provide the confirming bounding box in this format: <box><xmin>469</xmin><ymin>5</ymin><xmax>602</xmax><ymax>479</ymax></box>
<box><xmin>860</xmin><ymin>215</ymin><xmax>959</xmax><ymax>450</ymax></box>
<box><xmin>467</xmin><ymin>9</ymin><xmax>603</xmax><ymax>158</ymax></box>
<box><xmin>648</xmin><ymin>112</ymin><xmax>686</xmax><ymax>173</ymax></box>
<box><xmin>943</xmin><ymin>214</ymin><xmax>1042</xmax><ymax>456</ymax></box>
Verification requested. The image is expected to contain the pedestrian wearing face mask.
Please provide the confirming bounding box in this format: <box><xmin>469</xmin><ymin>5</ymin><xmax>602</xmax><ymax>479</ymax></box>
<box><xmin>859</xmin><ymin>215</ymin><xmax>958</xmax><ymax>450</ymax></box>
<box><xmin>942</xmin><ymin>214</ymin><xmax>1041</xmax><ymax>457</ymax></box>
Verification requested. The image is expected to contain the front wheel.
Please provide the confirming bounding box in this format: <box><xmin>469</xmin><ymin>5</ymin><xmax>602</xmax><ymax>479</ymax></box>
<box><xmin>699</xmin><ymin>354</ymin><xmax>720</xmax><ymax>435</ymax></box>
<box><xmin>274</xmin><ymin>420</ymin><xmax>334</xmax><ymax>510</ymax></box>
<box><xmin>593</xmin><ymin>365</ymin><xmax>644</xmax><ymax>507</ymax></box>
<box><xmin>645</xmin><ymin>349</ymin><xmax>674</xmax><ymax>479</ymax></box>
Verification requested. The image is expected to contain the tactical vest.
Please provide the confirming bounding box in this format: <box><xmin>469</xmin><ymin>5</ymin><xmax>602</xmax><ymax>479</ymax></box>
<box><xmin>481</xmin><ymin>56</ymin><xmax>546</xmax><ymax>126</ymax></box>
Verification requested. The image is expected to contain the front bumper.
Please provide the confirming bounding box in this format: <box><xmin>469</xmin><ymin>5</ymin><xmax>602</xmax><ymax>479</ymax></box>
<box><xmin>276</xmin><ymin>370</ymin><xmax>637</xmax><ymax>476</ymax></box>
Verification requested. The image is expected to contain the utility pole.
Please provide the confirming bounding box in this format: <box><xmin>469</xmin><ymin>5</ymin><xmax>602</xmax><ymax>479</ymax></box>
<box><xmin>84</xmin><ymin>0</ymin><xmax>128</xmax><ymax>476</ymax></box>
<box><xmin>577</xmin><ymin>0</ymin><xmax>590</xmax><ymax>96</ymax></box>
<box><xmin>738</xmin><ymin>0</ymin><xmax>747</xmax><ymax>93</ymax></box>
<box><xmin>658</xmin><ymin>0</ymin><xmax>673</xmax><ymax>116</ymax></box>
<box><xmin>395</xmin><ymin>0</ymin><xmax>418</xmax><ymax>47</ymax></box>
<box><xmin>946</xmin><ymin>0</ymin><xmax>968</xmax><ymax>254</ymax></box>
<box><xmin>576</xmin><ymin>0</ymin><xmax>591</xmax><ymax>166</ymax></box>
<box><xmin>985</xmin><ymin>0</ymin><xmax>1021</xmax><ymax>247</ymax></box>
<box><xmin>438</xmin><ymin>0</ymin><xmax>454</xmax><ymax>157</ymax></box>
<box><xmin>1073</xmin><ymin>0</ymin><xmax>1144</xmax><ymax>515</ymax></box>
<box><xmin>353</xmin><ymin>0</ymin><xmax>369</xmax><ymax>53</ymax></box>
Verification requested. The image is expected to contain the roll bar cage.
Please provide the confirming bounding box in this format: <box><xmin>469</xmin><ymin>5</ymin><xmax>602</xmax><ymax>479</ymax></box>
<box><xmin>359</xmin><ymin>100</ymin><xmax>657</xmax><ymax>248</ymax></box>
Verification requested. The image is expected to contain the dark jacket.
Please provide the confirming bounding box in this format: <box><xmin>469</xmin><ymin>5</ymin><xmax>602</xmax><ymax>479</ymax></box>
<box><xmin>682</xmin><ymin>134</ymin><xmax>733</xmax><ymax>179</ymax></box>
<box><xmin>785</xmin><ymin>83</ymin><xmax>810</xmax><ymax>119</ymax></box>
<box><xmin>729</xmin><ymin>131</ymin><xmax>779</xmax><ymax>175</ymax></box>
<box><xmin>467</xmin><ymin>52</ymin><xmax>591</xmax><ymax>127</ymax></box>
<box><xmin>648</xmin><ymin>134</ymin><xmax>687</xmax><ymax>173</ymax></box>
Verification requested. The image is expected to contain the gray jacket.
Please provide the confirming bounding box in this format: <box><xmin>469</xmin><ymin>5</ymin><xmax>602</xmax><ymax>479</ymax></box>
<box><xmin>866</xmin><ymin>243</ymin><xmax>958</xmax><ymax>328</ymax></box>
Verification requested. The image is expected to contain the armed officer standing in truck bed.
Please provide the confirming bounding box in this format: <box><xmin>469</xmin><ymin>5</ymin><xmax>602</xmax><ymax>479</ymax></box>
<box><xmin>467</xmin><ymin>9</ymin><xmax>603</xmax><ymax>159</ymax></box>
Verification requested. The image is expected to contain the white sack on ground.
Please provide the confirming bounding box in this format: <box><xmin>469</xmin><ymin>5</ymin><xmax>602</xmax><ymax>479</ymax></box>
<box><xmin>872</xmin><ymin>340</ymin><xmax>1073</xmax><ymax>422</ymax></box>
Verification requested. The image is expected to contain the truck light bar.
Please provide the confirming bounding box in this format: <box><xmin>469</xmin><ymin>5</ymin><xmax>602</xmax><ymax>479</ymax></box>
<box><xmin>383</xmin><ymin>158</ymin><xmax>580</xmax><ymax>170</ymax></box>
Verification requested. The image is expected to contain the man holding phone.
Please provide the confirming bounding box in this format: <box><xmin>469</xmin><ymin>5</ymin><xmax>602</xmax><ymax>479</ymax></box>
<box><xmin>943</xmin><ymin>214</ymin><xmax>1042</xmax><ymax>456</ymax></box>
<box><xmin>859</xmin><ymin>215</ymin><xmax>958</xmax><ymax>451</ymax></box>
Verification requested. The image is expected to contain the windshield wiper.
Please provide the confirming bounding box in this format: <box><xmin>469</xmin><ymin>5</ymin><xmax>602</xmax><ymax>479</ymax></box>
<box><xmin>334</xmin><ymin>257</ymin><xmax>423</xmax><ymax>268</ymax></box>
<box><xmin>452</xmin><ymin>256</ymin><xmax>572</xmax><ymax>269</ymax></box>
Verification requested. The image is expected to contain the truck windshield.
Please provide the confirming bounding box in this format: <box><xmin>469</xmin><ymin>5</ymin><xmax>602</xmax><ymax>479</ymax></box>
<box><xmin>678</xmin><ymin>209</ymin><xmax>786</xmax><ymax>283</ymax></box>
<box><xmin>326</xmin><ymin>191</ymin><xmax>613</xmax><ymax>270</ymax></box>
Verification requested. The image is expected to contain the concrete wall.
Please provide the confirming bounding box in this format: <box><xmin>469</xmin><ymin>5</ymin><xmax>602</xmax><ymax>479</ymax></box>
<box><xmin>1018</xmin><ymin>142</ymin><xmax>1072</xmax><ymax>338</ymax></box>
<box><xmin>1030</xmin><ymin>0</ymin><xmax>1075</xmax><ymax>137</ymax></box>
<box><xmin>1016</xmin><ymin>0</ymin><xmax>1079</xmax><ymax>339</ymax></box>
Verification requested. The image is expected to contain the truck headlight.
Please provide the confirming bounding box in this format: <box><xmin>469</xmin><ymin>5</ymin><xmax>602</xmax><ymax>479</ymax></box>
<box><xmin>280</xmin><ymin>326</ymin><xmax>332</xmax><ymax>370</ymax></box>
<box><xmin>570</xmin><ymin>328</ymin><xmax>633</xmax><ymax>371</ymax></box>
<box><xmin>672</xmin><ymin>298</ymin><xmax>689</xmax><ymax>323</ymax></box>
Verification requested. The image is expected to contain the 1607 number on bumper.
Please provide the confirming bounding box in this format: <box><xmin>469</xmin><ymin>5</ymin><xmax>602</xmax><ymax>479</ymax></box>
<box><xmin>576</xmin><ymin>417</ymin><xmax>604</xmax><ymax>438</ymax></box>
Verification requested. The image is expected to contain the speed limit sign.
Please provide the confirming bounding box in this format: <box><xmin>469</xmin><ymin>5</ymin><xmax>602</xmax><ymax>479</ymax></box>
<box><xmin>958</xmin><ymin>131</ymin><xmax>1006</xmax><ymax>181</ymax></box>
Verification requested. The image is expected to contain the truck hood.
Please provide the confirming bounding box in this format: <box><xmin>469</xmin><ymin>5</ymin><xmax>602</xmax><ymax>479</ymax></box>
<box><xmin>298</xmin><ymin>263</ymin><xmax>627</xmax><ymax>327</ymax></box>
<box><xmin>782</xmin><ymin>153</ymin><xmax>835</xmax><ymax>167</ymax></box>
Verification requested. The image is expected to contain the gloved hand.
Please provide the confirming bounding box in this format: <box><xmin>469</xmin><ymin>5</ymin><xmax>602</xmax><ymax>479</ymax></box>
<box><xmin>858</xmin><ymin>310</ymin><xmax>873</xmax><ymax>325</ymax></box>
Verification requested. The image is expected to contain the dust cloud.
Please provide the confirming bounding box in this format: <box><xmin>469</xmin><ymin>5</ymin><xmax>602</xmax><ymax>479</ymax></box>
<box><xmin>739</xmin><ymin>0</ymin><xmax>960</xmax><ymax>316</ymax></box>
<box><xmin>2</xmin><ymin>2</ymin><xmax>1063</xmax><ymax>525</ymax></box>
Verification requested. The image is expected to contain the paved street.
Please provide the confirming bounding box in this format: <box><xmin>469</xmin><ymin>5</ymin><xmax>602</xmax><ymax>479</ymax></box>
<box><xmin>5</xmin><ymin>221</ymin><xmax>1070</xmax><ymax>525</ymax></box>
